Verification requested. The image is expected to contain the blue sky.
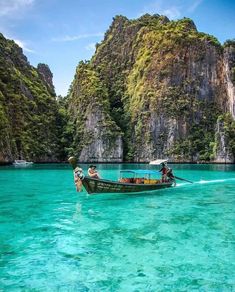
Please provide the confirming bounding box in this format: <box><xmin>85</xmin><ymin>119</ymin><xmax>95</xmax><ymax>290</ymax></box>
<box><xmin>0</xmin><ymin>0</ymin><xmax>234</xmax><ymax>96</ymax></box>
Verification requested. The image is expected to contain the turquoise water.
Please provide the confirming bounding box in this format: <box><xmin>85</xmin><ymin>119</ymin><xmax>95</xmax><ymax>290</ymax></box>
<box><xmin>0</xmin><ymin>163</ymin><xmax>235</xmax><ymax>291</ymax></box>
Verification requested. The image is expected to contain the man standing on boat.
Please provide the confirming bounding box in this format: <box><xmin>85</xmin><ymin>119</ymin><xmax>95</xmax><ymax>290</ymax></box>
<box><xmin>159</xmin><ymin>162</ymin><xmax>176</xmax><ymax>185</ymax></box>
<box><xmin>159</xmin><ymin>162</ymin><xmax>168</xmax><ymax>182</ymax></box>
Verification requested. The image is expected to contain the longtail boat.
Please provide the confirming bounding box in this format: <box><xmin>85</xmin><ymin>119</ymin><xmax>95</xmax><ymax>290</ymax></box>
<box><xmin>82</xmin><ymin>171</ymin><xmax>174</xmax><ymax>194</ymax></box>
<box><xmin>68</xmin><ymin>157</ymin><xmax>175</xmax><ymax>195</ymax></box>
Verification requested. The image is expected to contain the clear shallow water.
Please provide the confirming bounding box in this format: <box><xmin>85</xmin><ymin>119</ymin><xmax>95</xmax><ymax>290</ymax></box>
<box><xmin>0</xmin><ymin>163</ymin><xmax>235</xmax><ymax>291</ymax></box>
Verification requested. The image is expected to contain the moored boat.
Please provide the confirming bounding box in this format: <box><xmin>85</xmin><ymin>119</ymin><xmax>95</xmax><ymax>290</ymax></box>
<box><xmin>13</xmin><ymin>160</ymin><xmax>33</xmax><ymax>166</ymax></box>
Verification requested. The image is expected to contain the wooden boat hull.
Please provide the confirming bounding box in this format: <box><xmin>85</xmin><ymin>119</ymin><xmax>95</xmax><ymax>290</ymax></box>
<box><xmin>82</xmin><ymin>176</ymin><xmax>173</xmax><ymax>194</ymax></box>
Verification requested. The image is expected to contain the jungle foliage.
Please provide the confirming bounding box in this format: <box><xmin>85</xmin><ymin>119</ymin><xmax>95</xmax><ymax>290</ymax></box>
<box><xmin>1</xmin><ymin>13</ymin><xmax>235</xmax><ymax>163</ymax></box>
<box><xmin>0</xmin><ymin>33</ymin><xmax>62</xmax><ymax>162</ymax></box>
<box><xmin>68</xmin><ymin>14</ymin><xmax>234</xmax><ymax>162</ymax></box>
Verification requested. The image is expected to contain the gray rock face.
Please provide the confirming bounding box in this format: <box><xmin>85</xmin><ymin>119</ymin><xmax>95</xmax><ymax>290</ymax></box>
<box><xmin>130</xmin><ymin>43</ymin><xmax>229</xmax><ymax>162</ymax></box>
<box><xmin>132</xmin><ymin>114</ymin><xmax>189</xmax><ymax>162</ymax></box>
<box><xmin>0</xmin><ymin>135</ymin><xmax>13</xmax><ymax>164</ymax></box>
<box><xmin>211</xmin><ymin>45</ymin><xmax>235</xmax><ymax>163</ymax></box>
<box><xmin>79</xmin><ymin>107</ymin><xmax>123</xmax><ymax>162</ymax></box>
<box><xmin>67</xmin><ymin>61</ymin><xmax>123</xmax><ymax>163</ymax></box>
<box><xmin>214</xmin><ymin>119</ymin><xmax>234</xmax><ymax>163</ymax></box>
<box><xmin>37</xmin><ymin>63</ymin><xmax>55</xmax><ymax>95</ymax></box>
<box><xmin>223</xmin><ymin>46</ymin><xmax>235</xmax><ymax>118</ymax></box>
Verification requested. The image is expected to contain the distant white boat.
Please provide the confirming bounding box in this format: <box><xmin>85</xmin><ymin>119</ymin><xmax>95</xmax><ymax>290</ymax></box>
<box><xmin>149</xmin><ymin>159</ymin><xmax>168</xmax><ymax>165</ymax></box>
<box><xmin>13</xmin><ymin>160</ymin><xmax>33</xmax><ymax>166</ymax></box>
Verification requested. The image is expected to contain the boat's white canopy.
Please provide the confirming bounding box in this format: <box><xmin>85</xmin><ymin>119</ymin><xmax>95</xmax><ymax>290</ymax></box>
<box><xmin>149</xmin><ymin>159</ymin><xmax>168</xmax><ymax>165</ymax></box>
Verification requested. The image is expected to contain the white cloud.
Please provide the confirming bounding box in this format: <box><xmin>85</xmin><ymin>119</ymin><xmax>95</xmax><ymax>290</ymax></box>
<box><xmin>139</xmin><ymin>0</ymin><xmax>181</xmax><ymax>20</ymax></box>
<box><xmin>85</xmin><ymin>43</ymin><xmax>96</xmax><ymax>51</ymax></box>
<box><xmin>139</xmin><ymin>0</ymin><xmax>203</xmax><ymax>20</ymax></box>
<box><xmin>0</xmin><ymin>0</ymin><xmax>36</xmax><ymax>53</ymax></box>
<box><xmin>0</xmin><ymin>0</ymin><xmax>35</xmax><ymax>16</ymax></box>
<box><xmin>52</xmin><ymin>32</ymin><xmax>103</xmax><ymax>42</ymax></box>
<box><xmin>161</xmin><ymin>7</ymin><xmax>181</xmax><ymax>19</ymax></box>
<box><xmin>188</xmin><ymin>0</ymin><xmax>203</xmax><ymax>12</ymax></box>
<box><xmin>14</xmin><ymin>38</ymin><xmax>35</xmax><ymax>53</ymax></box>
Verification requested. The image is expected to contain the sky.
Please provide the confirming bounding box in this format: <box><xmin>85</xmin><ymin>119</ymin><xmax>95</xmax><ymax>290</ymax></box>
<box><xmin>0</xmin><ymin>0</ymin><xmax>234</xmax><ymax>96</ymax></box>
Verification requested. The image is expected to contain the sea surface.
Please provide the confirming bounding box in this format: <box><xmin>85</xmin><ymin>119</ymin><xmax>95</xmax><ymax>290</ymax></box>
<box><xmin>0</xmin><ymin>163</ymin><xmax>235</xmax><ymax>291</ymax></box>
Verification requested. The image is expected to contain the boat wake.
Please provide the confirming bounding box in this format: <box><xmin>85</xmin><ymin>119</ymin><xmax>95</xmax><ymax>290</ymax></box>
<box><xmin>176</xmin><ymin>178</ymin><xmax>235</xmax><ymax>188</ymax></box>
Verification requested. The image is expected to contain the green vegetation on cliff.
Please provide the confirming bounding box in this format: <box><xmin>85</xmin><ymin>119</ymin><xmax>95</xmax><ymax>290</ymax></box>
<box><xmin>67</xmin><ymin>61</ymin><xmax>122</xmax><ymax>160</ymax></box>
<box><xmin>215</xmin><ymin>113</ymin><xmax>235</xmax><ymax>157</ymax></box>
<box><xmin>1</xmin><ymin>13</ymin><xmax>234</xmax><ymax>163</ymax></box>
<box><xmin>0</xmin><ymin>33</ymin><xmax>61</xmax><ymax>162</ymax></box>
<box><xmin>67</xmin><ymin>14</ymin><xmax>234</xmax><ymax>162</ymax></box>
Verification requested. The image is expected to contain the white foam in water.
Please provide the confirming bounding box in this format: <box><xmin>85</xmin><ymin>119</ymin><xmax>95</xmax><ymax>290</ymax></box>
<box><xmin>199</xmin><ymin>179</ymin><xmax>225</xmax><ymax>184</ymax></box>
<box><xmin>176</xmin><ymin>183</ymin><xmax>188</xmax><ymax>187</ymax></box>
<box><xmin>75</xmin><ymin>203</ymin><xmax>82</xmax><ymax>213</ymax></box>
<box><xmin>198</xmin><ymin>178</ymin><xmax>235</xmax><ymax>184</ymax></box>
<box><xmin>176</xmin><ymin>178</ymin><xmax>235</xmax><ymax>188</ymax></box>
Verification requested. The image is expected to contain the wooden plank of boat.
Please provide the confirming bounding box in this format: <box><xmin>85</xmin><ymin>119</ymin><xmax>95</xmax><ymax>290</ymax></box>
<box><xmin>82</xmin><ymin>176</ymin><xmax>173</xmax><ymax>194</ymax></box>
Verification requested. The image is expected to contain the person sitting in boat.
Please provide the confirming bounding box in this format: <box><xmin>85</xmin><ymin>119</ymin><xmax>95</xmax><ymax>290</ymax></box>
<box><xmin>88</xmin><ymin>165</ymin><xmax>100</xmax><ymax>179</ymax></box>
<box><xmin>74</xmin><ymin>167</ymin><xmax>84</xmax><ymax>192</ymax></box>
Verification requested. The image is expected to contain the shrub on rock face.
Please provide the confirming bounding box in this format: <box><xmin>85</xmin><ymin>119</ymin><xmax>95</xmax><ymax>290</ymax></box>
<box><xmin>1</xmin><ymin>14</ymin><xmax>234</xmax><ymax>163</ymax></box>
<box><xmin>224</xmin><ymin>39</ymin><xmax>235</xmax><ymax>48</ymax></box>
<box><xmin>0</xmin><ymin>33</ymin><xmax>61</xmax><ymax>163</ymax></box>
<box><xmin>67</xmin><ymin>14</ymin><xmax>234</xmax><ymax>162</ymax></box>
<box><xmin>67</xmin><ymin>61</ymin><xmax>123</xmax><ymax>162</ymax></box>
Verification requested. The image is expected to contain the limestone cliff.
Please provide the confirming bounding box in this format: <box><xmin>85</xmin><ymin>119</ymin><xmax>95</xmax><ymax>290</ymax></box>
<box><xmin>37</xmin><ymin>63</ymin><xmax>55</xmax><ymax>96</ymax></box>
<box><xmin>223</xmin><ymin>42</ymin><xmax>235</xmax><ymax>118</ymax></box>
<box><xmin>68</xmin><ymin>15</ymin><xmax>235</xmax><ymax>163</ymax></box>
<box><xmin>1</xmin><ymin>15</ymin><xmax>234</xmax><ymax>164</ymax></box>
<box><xmin>67</xmin><ymin>62</ymin><xmax>123</xmax><ymax>162</ymax></box>
<box><xmin>0</xmin><ymin>33</ymin><xmax>61</xmax><ymax>163</ymax></box>
<box><xmin>214</xmin><ymin>113</ymin><xmax>235</xmax><ymax>163</ymax></box>
<box><xmin>214</xmin><ymin>41</ymin><xmax>235</xmax><ymax>163</ymax></box>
